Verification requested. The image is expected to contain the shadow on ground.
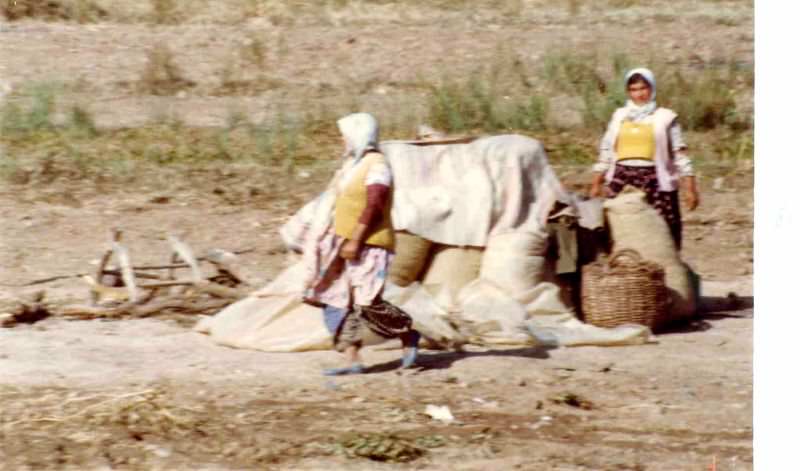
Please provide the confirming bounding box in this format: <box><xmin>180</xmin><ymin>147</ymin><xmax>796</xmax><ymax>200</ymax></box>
<box><xmin>364</xmin><ymin>345</ymin><xmax>555</xmax><ymax>374</ymax></box>
<box><xmin>657</xmin><ymin>295</ymin><xmax>753</xmax><ymax>335</ymax></box>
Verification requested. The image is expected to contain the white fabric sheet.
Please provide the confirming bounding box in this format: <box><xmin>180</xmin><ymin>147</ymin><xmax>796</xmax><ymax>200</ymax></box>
<box><xmin>382</xmin><ymin>134</ymin><xmax>571</xmax><ymax>247</ymax></box>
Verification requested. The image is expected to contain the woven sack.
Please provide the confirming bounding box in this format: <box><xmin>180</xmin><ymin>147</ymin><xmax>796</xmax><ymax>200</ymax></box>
<box><xmin>389</xmin><ymin>231</ymin><xmax>433</xmax><ymax>286</ymax></box>
<box><xmin>581</xmin><ymin>249</ymin><xmax>667</xmax><ymax>329</ymax></box>
<box><xmin>422</xmin><ymin>244</ymin><xmax>483</xmax><ymax>294</ymax></box>
<box><xmin>479</xmin><ymin>230</ymin><xmax>549</xmax><ymax>299</ymax></box>
<box><xmin>604</xmin><ymin>188</ymin><xmax>696</xmax><ymax>321</ymax></box>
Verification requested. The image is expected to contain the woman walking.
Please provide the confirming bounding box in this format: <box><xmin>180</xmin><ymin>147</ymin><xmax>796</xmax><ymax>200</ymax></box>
<box><xmin>302</xmin><ymin>112</ymin><xmax>420</xmax><ymax>376</ymax></box>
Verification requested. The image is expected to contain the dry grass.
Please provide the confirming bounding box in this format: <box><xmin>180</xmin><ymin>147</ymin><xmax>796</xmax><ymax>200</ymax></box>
<box><xmin>1</xmin><ymin>0</ymin><xmax>108</xmax><ymax>22</ymax></box>
<box><xmin>1</xmin><ymin>0</ymin><xmax>753</xmax><ymax>25</ymax></box>
<box><xmin>0</xmin><ymin>383</ymin><xmax>466</xmax><ymax>468</ymax></box>
<box><xmin>137</xmin><ymin>45</ymin><xmax>196</xmax><ymax>96</ymax></box>
<box><xmin>149</xmin><ymin>0</ymin><xmax>182</xmax><ymax>25</ymax></box>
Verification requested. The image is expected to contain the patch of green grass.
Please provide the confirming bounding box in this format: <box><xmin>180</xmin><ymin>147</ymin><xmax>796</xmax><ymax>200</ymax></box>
<box><xmin>714</xmin><ymin>15</ymin><xmax>741</xmax><ymax>27</ymax></box>
<box><xmin>1</xmin><ymin>82</ymin><xmax>59</xmax><ymax>133</ymax></box>
<box><xmin>608</xmin><ymin>0</ymin><xmax>640</xmax><ymax>7</ymax></box>
<box><xmin>0</xmin><ymin>87</ymin><xmax>342</xmax><ymax>184</ymax></box>
<box><xmin>713</xmin><ymin>130</ymin><xmax>754</xmax><ymax>165</ymax></box>
<box><xmin>542</xmin><ymin>51</ymin><xmax>606</xmax><ymax>95</ymax></box>
<box><xmin>426</xmin><ymin>68</ymin><xmax>549</xmax><ymax>134</ymax></box>
<box><xmin>1</xmin><ymin>59</ymin><xmax>752</xmax><ymax>187</ymax></box>
<box><xmin>540</xmin><ymin>50</ymin><xmax>752</xmax><ymax>132</ymax></box>
<box><xmin>658</xmin><ymin>67</ymin><xmax>751</xmax><ymax>131</ymax></box>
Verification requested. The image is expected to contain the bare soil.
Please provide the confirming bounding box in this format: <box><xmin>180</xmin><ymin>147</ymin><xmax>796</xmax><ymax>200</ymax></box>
<box><xmin>0</xmin><ymin>3</ymin><xmax>752</xmax><ymax>470</ymax></box>
<box><xmin>0</xmin><ymin>162</ymin><xmax>755</xmax><ymax>471</ymax></box>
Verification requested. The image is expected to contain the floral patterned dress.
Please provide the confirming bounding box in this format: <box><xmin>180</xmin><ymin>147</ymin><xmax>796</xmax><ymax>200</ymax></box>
<box><xmin>302</xmin><ymin>154</ymin><xmax>393</xmax><ymax>310</ymax></box>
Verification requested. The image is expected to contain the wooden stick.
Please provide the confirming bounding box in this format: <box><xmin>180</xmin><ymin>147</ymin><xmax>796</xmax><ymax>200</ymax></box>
<box><xmin>205</xmin><ymin>248</ymin><xmax>245</xmax><ymax>284</ymax></box>
<box><xmin>112</xmin><ymin>241</ymin><xmax>139</xmax><ymax>303</ymax></box>
<box><xmin>107</xmin><ymin>270</ymin><xmax>162</xmax><ymax>280</ymax></box>
<box><xmin>5</xmin><ymin>248</ymin><xmax>256</xmax><ymax>288</ymax></box>
<box><xmin>59</xmin><ymin>296</ymin><xmax>234</xmax><ymax>319</ymax></box>
<box><xmin>193</xmin><ymin>280</ymin><xmax>249</xmax><ymax>299</ymax></box>
<box><xmin>137</xmin><ymin>279</ymin><xmax>195</xmax><ymax>289</ymax></box>
<box><xmin>0</xmin><ymin>274</ymin><xmax>85</xmax><ymax>287</ymax></box>
<box><xmin>168</xmin><ymin>234</ymin><xmax>203</xmax><ymax>282</ymax></box>
<box><xmin>91</xmin><ymin>229</ymin><xmax>122</xmax><ymax>305</ymax></box>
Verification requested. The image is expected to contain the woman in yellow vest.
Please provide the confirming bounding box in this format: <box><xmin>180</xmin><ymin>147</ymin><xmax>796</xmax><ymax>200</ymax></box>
<box><xmin>302</xmin><ymin>112</ymin><xmax>420</xmax><ymax>376</ymax></box>
<box><xmin>589</xmin><ymin>68</ymin><xmax>700</xmax><ymax>249</ymax></box>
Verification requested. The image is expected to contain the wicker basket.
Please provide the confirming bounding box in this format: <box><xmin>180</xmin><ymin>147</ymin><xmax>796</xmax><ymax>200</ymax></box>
<box><xmin>581</xmin><ymin>249</ymin><xmax>667</xmax><ymax>329</ymax></box>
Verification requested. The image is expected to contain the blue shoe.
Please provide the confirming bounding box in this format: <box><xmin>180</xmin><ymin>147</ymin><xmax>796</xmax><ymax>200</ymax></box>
<box><xmin>401</xmin><ymin>347</ymin><xmax>418</xmax><ymax>369</ymax></box>
<box><xmin>323</xmin><ymin>364</ymin><xmax>365</xmax><ymax>376</ymax></box>
<box><xmin>401</xmin><ymin>331</ymin><xmax>421</xmax><ymax>368</ymax></box>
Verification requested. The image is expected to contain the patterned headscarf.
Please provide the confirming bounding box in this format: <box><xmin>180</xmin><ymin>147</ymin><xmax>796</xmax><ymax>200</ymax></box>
<box><xmin>337</xmin><ymin>112</ymin><xmax>380</xmax><ymax>161</ymax></box>
<box><xmin>623</xmin><ymin>67</ymin><xmax>657</xmax><ymax>121</ymax></box>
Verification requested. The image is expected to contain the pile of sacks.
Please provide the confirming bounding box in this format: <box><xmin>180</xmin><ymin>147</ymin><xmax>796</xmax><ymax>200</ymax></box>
<box><xmin>195</xmin><ymin>223</ymin><xmax>656</xmax><ymax>353</ymax></box>
<box><xmin>195</xmin><ymin>135</ymin><xmax>698</xmax><ymax>353</ymax></box>
<box><xmin>387</xmin><ymin>228</ymin><xmax>563</xmax><ymax>347</ymax></box>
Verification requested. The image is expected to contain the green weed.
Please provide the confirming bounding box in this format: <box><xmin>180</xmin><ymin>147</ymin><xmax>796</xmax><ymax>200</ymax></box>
<box><xmin>1</xmin><ymin>82</ymin><xmax>59</xmax><ymax>133</ymax></box>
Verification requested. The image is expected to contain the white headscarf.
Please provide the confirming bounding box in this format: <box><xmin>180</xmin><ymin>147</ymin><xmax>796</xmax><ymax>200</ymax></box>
<box><xmin>623</xmin><ymin>67</ymin><xmax>657</xmax><ymax>121</ymax></box>
<box><xmin>337</xmin><ymin>112</ymin><xmax>379</xmax><ymax>161</ymax></box>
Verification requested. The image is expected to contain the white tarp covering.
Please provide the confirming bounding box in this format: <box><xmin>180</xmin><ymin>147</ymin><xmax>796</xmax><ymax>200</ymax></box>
<box><xmin>281</xmin><ymin>135</ymin><xmax>574</xmax><ymax>250</ymax></box>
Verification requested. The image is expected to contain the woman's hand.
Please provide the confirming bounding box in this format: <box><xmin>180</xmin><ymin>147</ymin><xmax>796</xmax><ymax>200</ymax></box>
<box><xmin>589</xmin><ymin>173</ymin><xmax>605</xmax><ymax>199</ymax></box>
<box><xmin>339</xmin><ymin>239</ymin><xmax>362</xmax><ymax>260</ymax></box>
<box><xmin>340</xmin><ymin>223</ymin><xmax>369</xmax><ymax>260</ymax></box>
<box><xmin>682</xmin><ymin>176</ymin><xmax>700</xmax><ymax>211</ymax></box>
<box><xmin>684</xmin><ymin>189</ymin><xmax>700</xmax><ymax>211</ymax></box>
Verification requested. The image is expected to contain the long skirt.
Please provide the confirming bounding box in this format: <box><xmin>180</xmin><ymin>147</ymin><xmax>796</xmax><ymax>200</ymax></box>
<box><xmin>305</xmin><ymin>231</ymin><xmax>414</xmax><ymax>351</ymax></box>
<box><xmin>304</xmin><ymin>232</ymin><xmax>392</xmax><ymax>309</ymax></box>
<box><xmin>605</xmin><ymin>164</ymin><xmax>683</xmax><ymax>250</ymax></box>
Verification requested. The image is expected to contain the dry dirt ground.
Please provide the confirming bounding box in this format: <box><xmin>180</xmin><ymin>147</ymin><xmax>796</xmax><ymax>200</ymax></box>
<box><xmin>0</xmin><ymin>169</ymin><xmax>753</xmax><ymax>471</ymax></box>
<box><xmin>0</xmin><ymin>2</ymin><xmax>753</xmax><ymax>470</ymax></box>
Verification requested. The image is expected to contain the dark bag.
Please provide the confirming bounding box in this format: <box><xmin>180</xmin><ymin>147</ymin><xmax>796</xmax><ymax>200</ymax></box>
<box><xmin>357</xmin><ymin>300</ymin><xmax>413</xmax><ymax>338</ymax></box>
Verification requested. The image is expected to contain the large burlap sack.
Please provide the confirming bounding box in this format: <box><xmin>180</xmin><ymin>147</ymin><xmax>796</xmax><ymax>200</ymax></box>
<box><xmin>456</xmin><ymin>279</ymin><xmax>538</xmax><ymax>346</ymax></box>
<box><xmin>421</xmin><ymin>244</ymin><xmax>483</xmax><ymax>295</ymax></box>
<box><xmin>388</xmin><ymin>231</ymin><xmax>433</xmax><ymax>287</ymax></box>
<box><xmin>479</xmin><ymin>230</ymin><xmax>549</xmax><ymax>299</ymax></box>
<box><xmin>603</xmin><ymin>188</ymin><xmax>696</xmax><ymax>321</ymax></box>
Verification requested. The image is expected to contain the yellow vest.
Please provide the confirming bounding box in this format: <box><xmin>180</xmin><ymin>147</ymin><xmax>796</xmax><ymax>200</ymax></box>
<box><xmin>334</xmin><ymin>152</ymin><xmax>395</xmax><ymax>250</ymax></box>
<box><xmin>616</xmin><ymin>121</ymin><xmax>655</xmax><ymax>160</ymax></box>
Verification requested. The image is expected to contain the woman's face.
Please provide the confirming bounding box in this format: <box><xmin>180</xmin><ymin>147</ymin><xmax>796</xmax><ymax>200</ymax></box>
<box><xmin>627</xmin><ymin>80</ymin><xmax>652</xmax><ymax>105</ymax></box>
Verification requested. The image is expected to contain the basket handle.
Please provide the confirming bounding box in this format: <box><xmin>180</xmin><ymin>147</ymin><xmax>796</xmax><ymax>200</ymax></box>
<box><xmin>609</xmin><ymin>248</ymin><xmax>644</xmax><ymax>268</ymax></box>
